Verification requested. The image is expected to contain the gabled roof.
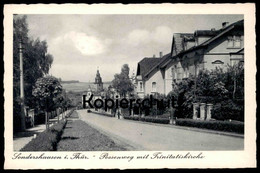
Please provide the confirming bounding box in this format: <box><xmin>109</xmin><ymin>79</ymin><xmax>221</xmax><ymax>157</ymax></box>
<box><xmin>136</xmin><ymin>53</ymin><xmax>171</xmax><ymax>79</ymax></box>
<box><xmin>194</xmin><ymin>30</ymin><xmax>220</xmax><ymax>37</ymax></box>
<box><xmin>178</xmin><ymin>19</ymin><xmax>244</xmax><ymax>56</ymax></box>
<box><xmin>171</xmin><ymin>33</ymin><xmax>194</xmax><ymax>56</ymax></box>
<box><xmin>136</xmin><ymin>58</ymin><xmax>161</xmax><ymax>78</ymax></box>
<box><xmin>136</xmin><ymin>20</ymin><xmax>244</xmax><ymax>81</ymax></box>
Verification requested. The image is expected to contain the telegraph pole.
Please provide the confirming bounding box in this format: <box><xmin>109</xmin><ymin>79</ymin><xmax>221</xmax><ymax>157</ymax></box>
<box><xmin>19</xmin><ymin>39</ymin><xmax>26</xmax><ymax>131</ymax></box>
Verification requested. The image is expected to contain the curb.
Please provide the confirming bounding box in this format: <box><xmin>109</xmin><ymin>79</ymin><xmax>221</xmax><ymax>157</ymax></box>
<box><xmin>121</xmin><ymin>118</ymin><xmax>244</xmax><ymax>138</ymax></box>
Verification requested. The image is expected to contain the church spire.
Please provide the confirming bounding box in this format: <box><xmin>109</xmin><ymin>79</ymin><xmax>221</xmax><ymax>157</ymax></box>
<box><xmin>94</xmin><ymin>67</ymin><xmax>103</xmax><ymax>92</ymax></box>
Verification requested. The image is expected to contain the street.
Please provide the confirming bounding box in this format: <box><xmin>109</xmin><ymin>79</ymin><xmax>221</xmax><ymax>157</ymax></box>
<box><xmin>78</xmin><ymin>110</ymin><xmax>244</xmax><ymax>151</ymax></box>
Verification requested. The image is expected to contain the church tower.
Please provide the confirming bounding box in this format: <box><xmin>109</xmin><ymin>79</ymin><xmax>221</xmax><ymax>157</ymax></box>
<box><xmin>94</xmin><ymin>67</ymin><xmax>103</xmax><ymax>92</ymax></box>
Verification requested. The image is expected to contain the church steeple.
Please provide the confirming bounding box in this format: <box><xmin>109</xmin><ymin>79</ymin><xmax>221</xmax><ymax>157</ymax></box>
<box><xmin>94</xmin><ymin>67</ymin><xmax>103</xmax><ymax>92</ymax></box>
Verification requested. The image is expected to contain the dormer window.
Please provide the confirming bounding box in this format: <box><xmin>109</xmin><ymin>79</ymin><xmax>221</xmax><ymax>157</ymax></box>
<box><xmin>234</xmin><ymin>36</ymin><xmax>241</xmax><ymax>48</ymax></box>
<box><xmin>227</xmin><ymin>36</ymin><xmax>234</xmax><ymax>48</ymax></box>
<box><xmin>228</xmin><ymin>35</ymin><xmax>241</xmax><ymax>48</ymax></box>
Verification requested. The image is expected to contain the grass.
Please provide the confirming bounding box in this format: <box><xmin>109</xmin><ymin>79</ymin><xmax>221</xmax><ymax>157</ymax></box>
<box><xmin>57</xmin><ymin>112</ymin><xmax>127</xmax><ymax>151</ymax></box>
<box><xmin>20</xmin><ymin>119</ymin><xmax>67</xmax><ymax>151</ymax></box>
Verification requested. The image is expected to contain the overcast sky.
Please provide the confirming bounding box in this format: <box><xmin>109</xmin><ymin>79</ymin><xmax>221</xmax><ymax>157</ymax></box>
<box><xmin>25</xmin><ymin>14</ymin><xmax>243</xmax><ymax>82</ymax></box>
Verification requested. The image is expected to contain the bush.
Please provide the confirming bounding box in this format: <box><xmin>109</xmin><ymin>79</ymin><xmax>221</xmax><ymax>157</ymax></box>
<box><xmin>140</xmin><ymin>117</ymin><xmax>170</xmax><ymax>124</ymax></box>
<box><xmin>211</xmin><ymin>99</ymin><xmax>244</xmax><ymax>121</ymax></box>
<box><xmin>123</xmin><ymin>116</ymin><xmax>140</xmax><ymax>121</ymax></box>
<box><xmin>20</xmin><ymin>120</ymin><xmax>67</xmax><ymax>151</ymax></box>
<box><xmin>169</xmin><ymin>65</ymin><xmax>244</xmax><ymax>121</ymax></box>
<box><xmin>175</xmin><ymin>119</ymin><xmax>244</xmax><ymax>134</ymax></box>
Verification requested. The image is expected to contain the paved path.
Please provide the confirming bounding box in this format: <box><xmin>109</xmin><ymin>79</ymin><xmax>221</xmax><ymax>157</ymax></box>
<box><xmin>78</xmin><ymin>110</ymin><xmax>244</xmax><ymax>151</ymax></box>
<box><xmin>13</xmin><ymin>110</ymin><xmax>70</xmax><ymax>151</ymax></box>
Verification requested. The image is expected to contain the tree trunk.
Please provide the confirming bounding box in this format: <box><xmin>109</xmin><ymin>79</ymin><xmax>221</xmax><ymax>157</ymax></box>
<box><xmin>45</xmin><ymin>111</ymin><xmax>48</xmax><ymax>129</ymax></box>
<box><xmin>45</xmin><ymin>99</ymin><xmax>49</xmax><ymax>129</ymax></box>
<box><xmin>233</xmin><ymin>79</ymin><xmax>236</xmax><ymax>99</ymax></box>
<box><xmin>57</xmin><ymin>109</ymin><xmax>59</xmax><ymax>123</ymax></box>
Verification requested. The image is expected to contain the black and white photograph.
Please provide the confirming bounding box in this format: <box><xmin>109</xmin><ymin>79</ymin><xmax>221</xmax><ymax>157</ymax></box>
<box><xmin>4</xmin><ymin>4</ymin><xmax>256</xmax><ymax>169</ymax></box>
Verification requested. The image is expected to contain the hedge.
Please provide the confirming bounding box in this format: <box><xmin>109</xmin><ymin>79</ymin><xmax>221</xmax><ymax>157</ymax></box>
<box><xmin>175</xmin><ymin>119</ymin><xmax>244</xmax><ymax>134</ymax></box>
<box><xmin>20</xmin><ymin>119</ymin><xmax>67</xmax><ymax>151</ymax></box>
<box><xmin>124</xmin><ymin>116</ymin><xmax>170</xmax><ymax>124</ymax></box>
<box><xmin>91</xmin><ymin>111</ymin><xmax>115</xmax><ymax>117</ymax></box>
<box><xmin>123</xmin><ymin>116</ymin><xmax>140</xmax><ymax>121</ymax></box>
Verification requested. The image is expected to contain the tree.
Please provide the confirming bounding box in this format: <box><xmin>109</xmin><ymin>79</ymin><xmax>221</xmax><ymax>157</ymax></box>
<box><xmin>13</xmin><ymin>15</ymin><xmax>53</xmax><ymax>132</ymax></box>
<box><xmin>32</xmin><ymin>76</ymin><xmax>63</xmax><ymax>129</ymax></box>
<box><xmin>169</xmin><ymin>65</ymin><xmax>244</xmax><ymax>121</ymax></box>
<box><xmin>226</xmin><ymin>63</ymin><xmax>244</xmax><ymax>99</ymax></box>
<box><xmin>112</xmin><ymin>64</ymin><xmax>134</xmax><ymax>97</ymax></box>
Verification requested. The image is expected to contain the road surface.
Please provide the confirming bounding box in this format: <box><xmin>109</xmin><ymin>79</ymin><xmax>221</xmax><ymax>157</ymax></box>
<box><xmin>78</xmin><ymin>110</ymin><xmax>244</xmax><ymax>151</ymax></box>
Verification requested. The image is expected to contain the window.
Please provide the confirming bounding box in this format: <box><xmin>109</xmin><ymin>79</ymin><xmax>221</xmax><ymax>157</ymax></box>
<box><xmin>234</xmin><ymin>36</ymin><xmax>241</xmax><ymax>48</ymax></box>
<box><xmin>171</xmin><ymin>67</ymin><xmax>174</xmax><ymax>78</ymax></box>
<box><xmin>228</xmin><ymin>36</ymin><xmax>241</xmax><ymax>48</ymax></box>
<box><xmin>177</xmin><ymin>67</ymin><xmax>183</xmax><ymax>80</ymax></box>
<box><xmin>212</xmin><ymin>60</ymin><xmax>224</xmax><ymax>64</ymax></box>
<box><xmin>139</xmin><ymin>82</ymin><xmax>143</xmax><ymax>92</ymax></box>
<box><xmin>186</xmin><ymin>66</ymin><xmax>190</xmax><ymax>78</ymax></box>
<box><xmin>172</xmin><ymin>65</ymin><xmax>177</xmax><ymax>79</ymax></box>
<box><xmin>152</xmin><ymin>82</ymin><xmax>156</xmax><ymax>92</ymax></box>
<box><xmin>227</xmin><ymin>36</ymin><xmax>233</xmax><ymax>48</ymax></box>
<box><xmin>183</xmin><ymin>68</ymin><xmax>187</xmax><ymax>78</ymax></box>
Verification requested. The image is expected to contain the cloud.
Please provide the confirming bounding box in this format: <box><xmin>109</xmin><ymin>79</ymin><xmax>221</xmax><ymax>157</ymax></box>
<box><xmin>127</xmin><ymin>29</ymin><xmax>150</xmax><ymax>46</ymax></box>
<box><xmin>53</xmin><ymin>31</ymin><xmax>112</xmax><ymax>56</ymax></box>
<box><xmin>126</xmin><ymin>26</ymin><xmax>173</xmax><ymax>47</ymax></box>
<box><xmin>152</xmin><ymin>26</ymin><xmax>173</xmax><ymax>44</ymax></box>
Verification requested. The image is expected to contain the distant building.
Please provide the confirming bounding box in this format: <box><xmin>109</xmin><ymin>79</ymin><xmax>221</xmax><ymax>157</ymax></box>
<box><xmin>135</xmin><ymin>20</ymin><xmax>244</xmax><ymax>98</ymax></box>
<box><xmin>94</xmin><ymin>69</ymin><xmax>103</xmax><ymax>92</ymax></box>
<box><xmin>83</xmin><ymin>68</ymin><xmax>105</xmax><ymax>108</ymax></box>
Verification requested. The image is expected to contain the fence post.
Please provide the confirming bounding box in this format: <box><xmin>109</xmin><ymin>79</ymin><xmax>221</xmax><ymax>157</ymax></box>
<box><xmin>206</xmin><ymin>103</ymin><xmax>213</xmax><ymax>120</ymax></box>
<box><xmin>200</xmin><ymin>103</ymin><xmax>206</xmax><ymax>120</ymax></box>
<box><xmin>192</xmin><ymin>103</ymin><xmax>199</xmax><ymax>120</ymax></box>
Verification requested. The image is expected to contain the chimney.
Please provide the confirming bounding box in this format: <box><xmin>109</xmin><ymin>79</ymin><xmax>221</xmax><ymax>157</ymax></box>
<box><xmin>211</xmin><ymin>28</ymin><xmax>216</xmax><ymax>31</ymax></box>
<box><xmin>153</xmin><ymin>54</ymin><xmax>156</xmax><ymax>58</ymax></box>
<box><xmin>222</xmin><ymin>22</ymin><xmax>229</xmax><ymax>28</ymax></box>
<box><xmin>159</xmin><ymin>52</ymin><xmax>163</xmax><ymax>58</ymax></box>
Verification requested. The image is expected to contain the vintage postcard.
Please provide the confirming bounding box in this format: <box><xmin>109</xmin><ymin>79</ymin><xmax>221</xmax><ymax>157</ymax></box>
<box><xmin>4</xmin><ymin>3</ymin><xmax>256</xmax><ymax>169</ymax></box>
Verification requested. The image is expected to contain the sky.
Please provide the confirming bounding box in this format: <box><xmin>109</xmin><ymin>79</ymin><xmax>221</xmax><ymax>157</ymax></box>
<box><xmin>25</xmin><ymin>14</ymin><xmax>243</xmax><ymax>82</ymax></box>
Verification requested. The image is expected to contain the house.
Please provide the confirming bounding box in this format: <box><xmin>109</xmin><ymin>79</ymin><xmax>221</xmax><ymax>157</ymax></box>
<box><xmin>135</xmin><ymin>20</ymin><xmax>244</xmax><ymax>98</ymax></box>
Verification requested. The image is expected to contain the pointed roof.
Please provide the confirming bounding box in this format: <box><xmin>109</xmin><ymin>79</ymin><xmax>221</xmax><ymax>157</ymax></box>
<box><xmin>136</xmin><ymin>53</ymin><xmax>171</xmax><ymax>79</ymax></box>
<box><xmin>178</xmin><ymin>19</ymin><xmax>244</xmax><ymax>56</ymax></box>
<box><xmin>136</xmin><ymin>20</ymin><xmax>244</xmax><ymax>81</ymax></box>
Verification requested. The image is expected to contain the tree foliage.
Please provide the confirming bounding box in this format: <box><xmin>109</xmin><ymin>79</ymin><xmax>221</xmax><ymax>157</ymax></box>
<box><xmin>168</xmin><ymin>64</ymin><xmax>244</xmax><ymax>121</ymax></box>
<box><xmin>13</xmin><ymin>15</ymin><xmax>54</xmax><ymax>131</ymax></box>
<box><xmin>112</xmin><ymin>64</ymin><xmax>134</xmax><ymax>97</ymax></box>
<box><xmin>32</xmin><ymin>76</ymin><xmax>63</xmax><ymax>111</ymax></box>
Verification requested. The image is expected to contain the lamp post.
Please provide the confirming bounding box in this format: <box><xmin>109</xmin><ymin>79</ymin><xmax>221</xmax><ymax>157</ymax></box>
<box><xmin>18</xmin><ymin>37</ymin><xmax>26</xmax><ymax>131</ymax></box>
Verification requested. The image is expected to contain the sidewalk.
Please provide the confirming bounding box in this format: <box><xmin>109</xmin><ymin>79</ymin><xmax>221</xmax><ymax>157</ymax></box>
<box><xmin>13</xmin><ymin>110</ymin><xmax>69</xmax><ymax>151</ymax></box>
<box><xmin>91</xmin><ymin>111</ymin><xmax>244</xmax><ymax>138</ymax></box>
